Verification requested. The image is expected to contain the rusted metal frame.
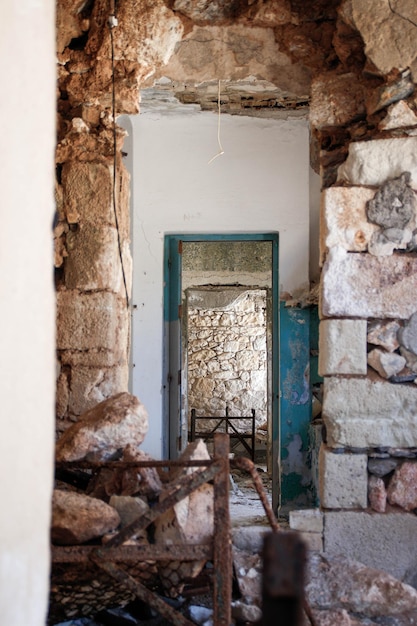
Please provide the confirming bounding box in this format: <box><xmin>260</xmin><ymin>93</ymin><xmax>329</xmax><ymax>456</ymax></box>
<box><xmin>95</xmin><ymin>459</ymin><xmax>222</xmax><ymax>551</ymax></box>
<box><xmin>223</xmin><ymin>419</ymin><xmax>254</xmax><ymax>459</ymax></box>
<box><xmin>231</xmin><ymin>456</ymin><xmax>280</xmax><ymax>532</ymax></box>
<box><xmin>232</xmin><ymin>457</ymin><xmax>317</xmax><ymax>626</ymax></box>
<box><xmin>90</xmin><ymin>557</ymin><xmax>197</xmax><ymax>626</ymax></box>
<box><xmin>53</xmin><ymin>544</ymin><xmax>212</xmax><ymax>563</ymax></box>
<box><xmin>212</xmin><ymin>433</ymin><xmax>232</xmax><ymax>626</ymax></box>
<box><xmin>55</xmin><ymin>458</ymin><xmax>212</xmax><ymax>470</ymax></box>
<box><xmin>191</xmin><ymin>411</ymin><xmax>256</xmax><ymax>460</ymax></box>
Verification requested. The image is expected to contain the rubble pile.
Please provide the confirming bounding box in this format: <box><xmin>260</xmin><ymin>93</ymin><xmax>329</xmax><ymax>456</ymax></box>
<box><xmin>49</xmin><ymin>392</ymin><xmax>215</xmax><ymax>624</ymax></box>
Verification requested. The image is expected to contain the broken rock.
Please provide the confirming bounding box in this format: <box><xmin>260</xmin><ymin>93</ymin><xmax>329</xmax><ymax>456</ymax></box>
<box><xmin>368</xmin><ymin>475</ymin><xmax>387</xmax><ymax>513</ymax></box>
<box><xmin>306</xmin><ymin>553</ymin><xmax>417</xmax><ymax>617</ymax></box>
<box><xmin>367</xmin><ymin>348</ymin><xmax>406</xmax><ymax>379</ymax></box>
<box><xmin>399</xmin><ymin>312</ymin><xmax>417</xmax><ymax>356</ymax></box>
<box><xmin>366</xmin><ymin>172</ymin><xmax>416</xmax><ymax>231</ymax></box>
<box><xmin>367</xmin><ymin>320</ymin><xmax>401</xmax><ymax>353</ymax></box>
<box><xmin>51</xmin><ymin>489</ymin><xmax>121</xmax><ymax>545</ymax></box>
<box><xmin>55</xmin><ymin>392</ymin><xmax>148</xmax><ymax>462</ymax></box>
<box><xmin>387</xmin><ymin>461</ymin><xmax>417</xmax><ymax>511</ymax></box>
<box><xmin>154</xmin><ymin>440</ymin><xmax>214</xmax><ymax>597</ymax></box>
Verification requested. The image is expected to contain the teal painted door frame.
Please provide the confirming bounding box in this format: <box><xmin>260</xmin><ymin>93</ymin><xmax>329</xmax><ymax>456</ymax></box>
<box><xmin>164</xmin><ymin>233</ymin><xmax>281</xmax><ymax>510</ymax></box>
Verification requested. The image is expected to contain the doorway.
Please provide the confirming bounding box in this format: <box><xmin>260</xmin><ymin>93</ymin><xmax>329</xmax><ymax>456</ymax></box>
<box><xmin>164</xmin><ymin>233</ymin><xmax>280</xmax><ymax>511</ymax></box>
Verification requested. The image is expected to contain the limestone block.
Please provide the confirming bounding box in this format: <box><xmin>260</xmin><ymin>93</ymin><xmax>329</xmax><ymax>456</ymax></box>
<box><xmin>56</xmin><ymin>392</ymin><xmax>148</xmax><ymax>462</ymax></box>
<box><xmin>68</xmin><ymin>365</ymin><xmax>129</xmax><ymax>416</ymax></box>
<box><xmin>51</xmin><ymin>490</ymin><xmax>121</xmax><ymax>545</ymax></box>
<box><xmin>62</xmin><ymin>161</ymin><xmax>113</xmax><ymax>225</ymax></box>
<box><xmin>65</xmin><ymin>225</ymin><xmax>126</xmax><ymax>294</ymax></box>
<box><xmin>323</xmin><ymin>376</ymin><xmax>417</xmax><ymax>449</ymax></box>
<box><xmin>323</xmin><ymin>510</ymin><xmax>417</xmax><ymax>581</ymax></box>
<box><xmin>57</xmin><ymin>290</ymin><xmax>129</xmax><ymax>354</ymax></box>
<box><xmin>289</xmin><ymin>509</ymin><xmax>323</xmax><ymax>533</ymax></box>
<box><xmin>319</xmin><ymin>445</ymin><xmax>368</xmax><ymax>509</ymax></box>
<box><xmin>320</xmin><ymin>186</ymin><xmax>378</xmax><ymax>261</ymax></box>
<box><xmin>351</xmin><ymin>0</ymin><xmax>417</xmax><ymax>76</ymax></box>
<box><xmin>298</xmin><ymin>532</ymin><xmax>323</xmax><ymax>552</ymax></box>
<box><xmin>337</xmin><ymin>137</ymin><xmax>417</xmax><ymax>188</ymax></box>
<box><xmin>319</xmin><ymin>319</ymin><xmax>367</xmax><ymax>376</ymax></box>
<box><xmin>321</xmin><ymin>247</ymin><xmax>417</xmax><ymax>319</ymax></box>
<box><xmin>310</xmin><ymin>72</ymin><xmax>365</xmax><ymax>130</ymax></box>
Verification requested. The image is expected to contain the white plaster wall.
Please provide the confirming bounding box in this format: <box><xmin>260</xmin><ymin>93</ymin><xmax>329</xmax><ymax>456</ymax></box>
<box><xmin>0</xmin><ymin>4</ymin><xmax>55</xmax><ymax>625</ymax></box>
<box><xmin>130</xmin><ymin>103</ymin><xmax>309</xmax><ymax>457</ymax></box>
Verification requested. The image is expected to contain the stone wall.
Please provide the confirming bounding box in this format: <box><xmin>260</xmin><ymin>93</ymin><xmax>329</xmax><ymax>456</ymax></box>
<box><xmin>55</xmin><ymin>0</ymin><xmax>184</xmax><ymax>434</ymax></box>
<box><xmin>308</xmin><ymin>0</ymin><xmax>417</xmax><ymax>579</ymax></box>
<box><xmin>187</xmin><ymin>288</ymin><xmax>268</xmax><ymax>435</ymax></box>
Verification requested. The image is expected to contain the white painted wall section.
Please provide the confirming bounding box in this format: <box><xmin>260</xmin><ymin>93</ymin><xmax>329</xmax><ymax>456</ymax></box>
<box><xmin>130</xmin><ymin>105</ymin><xmax>309</xmax><ymax>458</ymax></box>
<box><xmin>0</xmin><ymin>3</ymin><xmax>56</xmax><ymax>625</ymax></box>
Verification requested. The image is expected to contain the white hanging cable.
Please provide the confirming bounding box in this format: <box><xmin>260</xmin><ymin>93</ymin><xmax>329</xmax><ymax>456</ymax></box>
<box><xmin>208</xmin><ymin>80</ymin><xmax>225</xmax><ymax>165</ymax></box>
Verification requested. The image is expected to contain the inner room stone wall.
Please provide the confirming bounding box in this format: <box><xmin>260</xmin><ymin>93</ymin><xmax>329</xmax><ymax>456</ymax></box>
<box><xmin>186</xmin><ymin>287</ymin><xmax>268</xmax><ymax>439</ymax></box>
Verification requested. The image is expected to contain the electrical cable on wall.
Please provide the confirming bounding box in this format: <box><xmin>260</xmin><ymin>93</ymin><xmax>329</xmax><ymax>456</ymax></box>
<box><xmin>208</xmin><ymin>80</ymin><xmax>225</xmax><ymax>165</ymax></box>
<box><xmin>109</xmin><ymin>2</ymin><xmax>130</xmax><ymax>309</ymax></box>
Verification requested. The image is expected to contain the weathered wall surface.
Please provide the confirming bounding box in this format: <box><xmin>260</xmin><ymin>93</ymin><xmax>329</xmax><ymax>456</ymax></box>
<box><xmin>0</xmin><ymin>3</ymin><xmax>56</xmax><ymax>625</ymax></box>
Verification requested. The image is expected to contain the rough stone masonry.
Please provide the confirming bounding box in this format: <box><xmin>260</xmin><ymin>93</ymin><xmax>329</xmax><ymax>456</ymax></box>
<box><xmin>55</xmin><ymin>0</ymin><xmax>417</xmax><ymax>590</ymax></box>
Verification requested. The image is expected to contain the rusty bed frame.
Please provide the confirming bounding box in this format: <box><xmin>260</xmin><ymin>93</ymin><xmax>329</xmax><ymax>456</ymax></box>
<box><xmin>52</xmin><ymin>433</ymin><xmax>280</xmax><ymax>626</ymax></box>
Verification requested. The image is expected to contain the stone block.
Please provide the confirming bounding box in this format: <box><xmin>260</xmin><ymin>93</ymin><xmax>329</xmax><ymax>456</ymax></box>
<box><xmin>289</xmin><ymin>509</ymin><xmax>323</xmax><ymax>533</ymax></box>
<box><xmin>319</xmin><ymin>319</ymin><xmax>367</xmax><ymax>376</ymax></box>
<box><xmin>320</xmin><ymin>186</ymin><xmax>378</xmax><ymax>261</ymax></box>
<box><xmin>323</xmin><ymin>510</ymin><xmax>417</xmax><ymax>581</ymax></box>
<box><xmin>337</xmin><ymin>137</ymin><xmax>417</xmax><ymax>188</ymax></box>
<box><xmin>321</xmin><ymin>247</ymin><xmax>417</xmax><ymax>319</ymax></box>
<box><xmin>323</xmin><ymin>376</ymin><xmax>417</xmax><ymax>448</ymax></box>
<box><xmin>310</xmin><ymin>72</ymin><xmax>366</xmax><ymax>130</ymax></box>
<box><xmin>62</xmin><ymin>161</ymin><xmax>113</xmax><ymax>225</ymax></box>
<box><xmin>65</xmin><ymin>224</ymin><xmax>127</xmax><ymax>294</ymax></box>
<box><xmin>319</xmin><ymin>445</ymin><xmax>368</xmax><ymax>509</ymax></box>
<box><xmin>299</xmin><ymin>531</ymin><xmax>323</xmax><ymax>552</ymax></box>
<box><xmin>351</xmin><ymin>0</ymin><xmax>417</xmax><ymax>77</ymax></box>
<box><xmin>68</xmin><ymin>364</ymin><xmax>129</xmax><ymax>416</ymax></box>
<box><xmin>57</xmin><ymin>290</ymin><xmax>129</xmax><ymax>354</ymax></box>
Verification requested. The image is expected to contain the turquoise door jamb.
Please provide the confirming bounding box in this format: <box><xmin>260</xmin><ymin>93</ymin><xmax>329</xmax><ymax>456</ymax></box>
<box><xmin>164</xmin><ymin>233</ymin><xmax>280</xmax><ymax>511</ymax></box>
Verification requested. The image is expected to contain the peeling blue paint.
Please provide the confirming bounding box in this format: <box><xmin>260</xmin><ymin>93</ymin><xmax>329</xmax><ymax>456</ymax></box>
<box><xmin>280</xmin><ymin>303</ymin><xmax>315</xmax><ymax>507</ymax></box>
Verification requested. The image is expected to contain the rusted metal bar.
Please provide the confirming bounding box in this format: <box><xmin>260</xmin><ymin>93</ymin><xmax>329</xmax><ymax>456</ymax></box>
<box><xmin>231</xmin><ymin>456</ymin><xmax>280</xmax><ymax>532</ymax></box>
<box><xmin>90</xmin><ymin>557</ymin><xmax>196</xmax><ymax>626</ymax></box>
<box><xmin>56</xmin><ymin>458</ymin><xmax>212</xmax><ymax>469</ymax></box>
<box><xmin>53</xmin><ymin>544</ymin><xmax>212</xmax><ymax>563</ymax></box>
<box><xmin>96</xmin><ymin>459</ymin><xmax>222</xmax><ymax>551</ymax></box>
<box><xmin>261</xmin><ymin>532</ymin><xmax>306</xmax><ymax>626</ymax></box>
<box><xmin>213</xmin><ymin>433</ymin><xmax>232</xmax><ymax>626</ymax></box>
